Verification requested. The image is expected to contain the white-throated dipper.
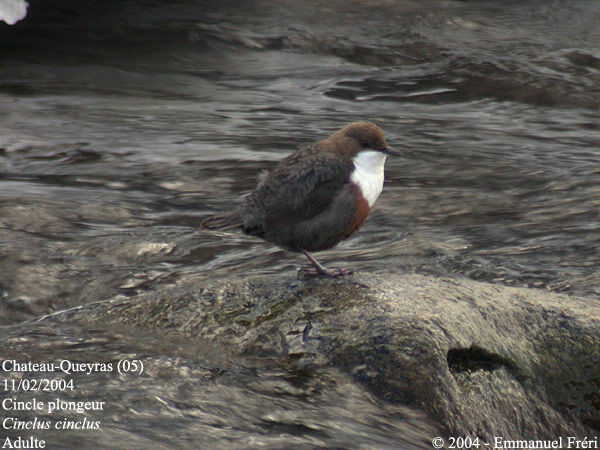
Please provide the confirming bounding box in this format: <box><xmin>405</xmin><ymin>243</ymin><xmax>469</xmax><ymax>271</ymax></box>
<box><xmin>202</xmin><ymin>122</ymin><xmax>399</xmax><ymax>277</ymax></box>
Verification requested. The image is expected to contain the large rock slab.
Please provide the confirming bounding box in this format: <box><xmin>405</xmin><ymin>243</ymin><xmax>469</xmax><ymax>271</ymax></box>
<box><xmin>80</xmin><ymin>273</ymin><xmax>600</xmax><ymax>441</ymax></box>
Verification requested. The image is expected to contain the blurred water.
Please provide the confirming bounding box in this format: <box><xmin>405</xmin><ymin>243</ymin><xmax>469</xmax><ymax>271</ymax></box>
<box><xmin>1</xmin><ymin>0</ymin><xmax>599</xmax><ymax>447</ymax></box>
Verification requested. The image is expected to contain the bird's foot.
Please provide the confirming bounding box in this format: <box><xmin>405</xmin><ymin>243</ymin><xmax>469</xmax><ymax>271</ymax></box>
<box><xmin>297</xmin><ymin>266</ymin><xmax>354</xmax><ymax>280</ymax></box>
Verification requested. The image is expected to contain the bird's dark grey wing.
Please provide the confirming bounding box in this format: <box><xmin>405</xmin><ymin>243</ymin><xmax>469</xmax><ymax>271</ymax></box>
<box><xmin>245</xmin><ymin>147</ymin><xmax>354</xmax><ymax>232</ymax></box>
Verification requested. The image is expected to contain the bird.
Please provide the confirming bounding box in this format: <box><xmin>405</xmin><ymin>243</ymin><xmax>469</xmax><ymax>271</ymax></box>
<box><xmin>201</xmin><ymin>122</ymin><xmax>400</xmax><ymax>277</ymax></box>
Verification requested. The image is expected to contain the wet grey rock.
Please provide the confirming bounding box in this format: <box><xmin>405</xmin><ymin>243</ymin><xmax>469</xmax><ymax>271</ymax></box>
<box><xmin>82</xmin><ymin>273</ymin><xmax>600</xmax><ymax>441</ymax></box>
<box><xmin>3</xmin><ymin>294</ymin><xmax>33</xmax><ymax>309</ymax></box>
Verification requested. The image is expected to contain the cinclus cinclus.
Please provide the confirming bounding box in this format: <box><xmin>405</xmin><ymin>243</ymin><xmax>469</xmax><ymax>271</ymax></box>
<box><xmin>201</xmin><ymin>122</ymin><xmax>400</xmax><ymax>277</ymax></box>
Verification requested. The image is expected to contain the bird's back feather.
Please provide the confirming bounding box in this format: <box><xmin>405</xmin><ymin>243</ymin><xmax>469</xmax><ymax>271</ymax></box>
<box><xmin>243</xmin><ymin>145</ymin><xmax>354</xmax><ymax>233</ymax></box>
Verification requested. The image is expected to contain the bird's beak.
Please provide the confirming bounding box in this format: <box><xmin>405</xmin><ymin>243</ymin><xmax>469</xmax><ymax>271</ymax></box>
<box><xmin>383</xmin><ymin>146</ymin><xmax>402</xmax><ymax>156</ymax></box>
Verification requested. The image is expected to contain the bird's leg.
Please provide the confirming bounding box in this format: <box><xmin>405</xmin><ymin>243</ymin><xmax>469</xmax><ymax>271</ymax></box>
<box><xmin>302</xmin><ymin>251</ymin><xmax>329</xmax><ymax>273</ymax></box>
<box><xmin>298</xmin><ymin>251</ymin><xmax>354</xmax><ymax>279</ymax></box>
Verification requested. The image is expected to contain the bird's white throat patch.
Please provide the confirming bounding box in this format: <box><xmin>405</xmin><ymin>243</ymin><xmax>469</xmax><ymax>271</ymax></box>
<box><xmin>350</xmin><ymin>150</ymin><xmax>386</xmax><ymax>207</ymax></box>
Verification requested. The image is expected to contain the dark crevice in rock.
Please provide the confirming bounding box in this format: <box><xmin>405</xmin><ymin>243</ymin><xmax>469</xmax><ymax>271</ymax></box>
<box><xmin>447</xmin><ymin>345</ymin><xmax>521</xmax><ymax>379</ymax></box>
<box><xmin>583</xmin><ymin>418</ymin><xmax>600</xmax><ymax>433</ymax></box>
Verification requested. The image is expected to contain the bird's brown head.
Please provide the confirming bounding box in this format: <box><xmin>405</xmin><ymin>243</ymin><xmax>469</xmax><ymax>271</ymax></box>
<box><xmin>322</xmin><ymin>122</ymin><xmax>399</xmax><ymax>158</ymax></box>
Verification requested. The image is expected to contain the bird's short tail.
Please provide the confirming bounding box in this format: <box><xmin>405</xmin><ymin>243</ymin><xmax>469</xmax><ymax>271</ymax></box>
<box><xmin>201</xmin><ymin>210</ymin><xmax>243</xmax><ymax>230</ymax></box>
